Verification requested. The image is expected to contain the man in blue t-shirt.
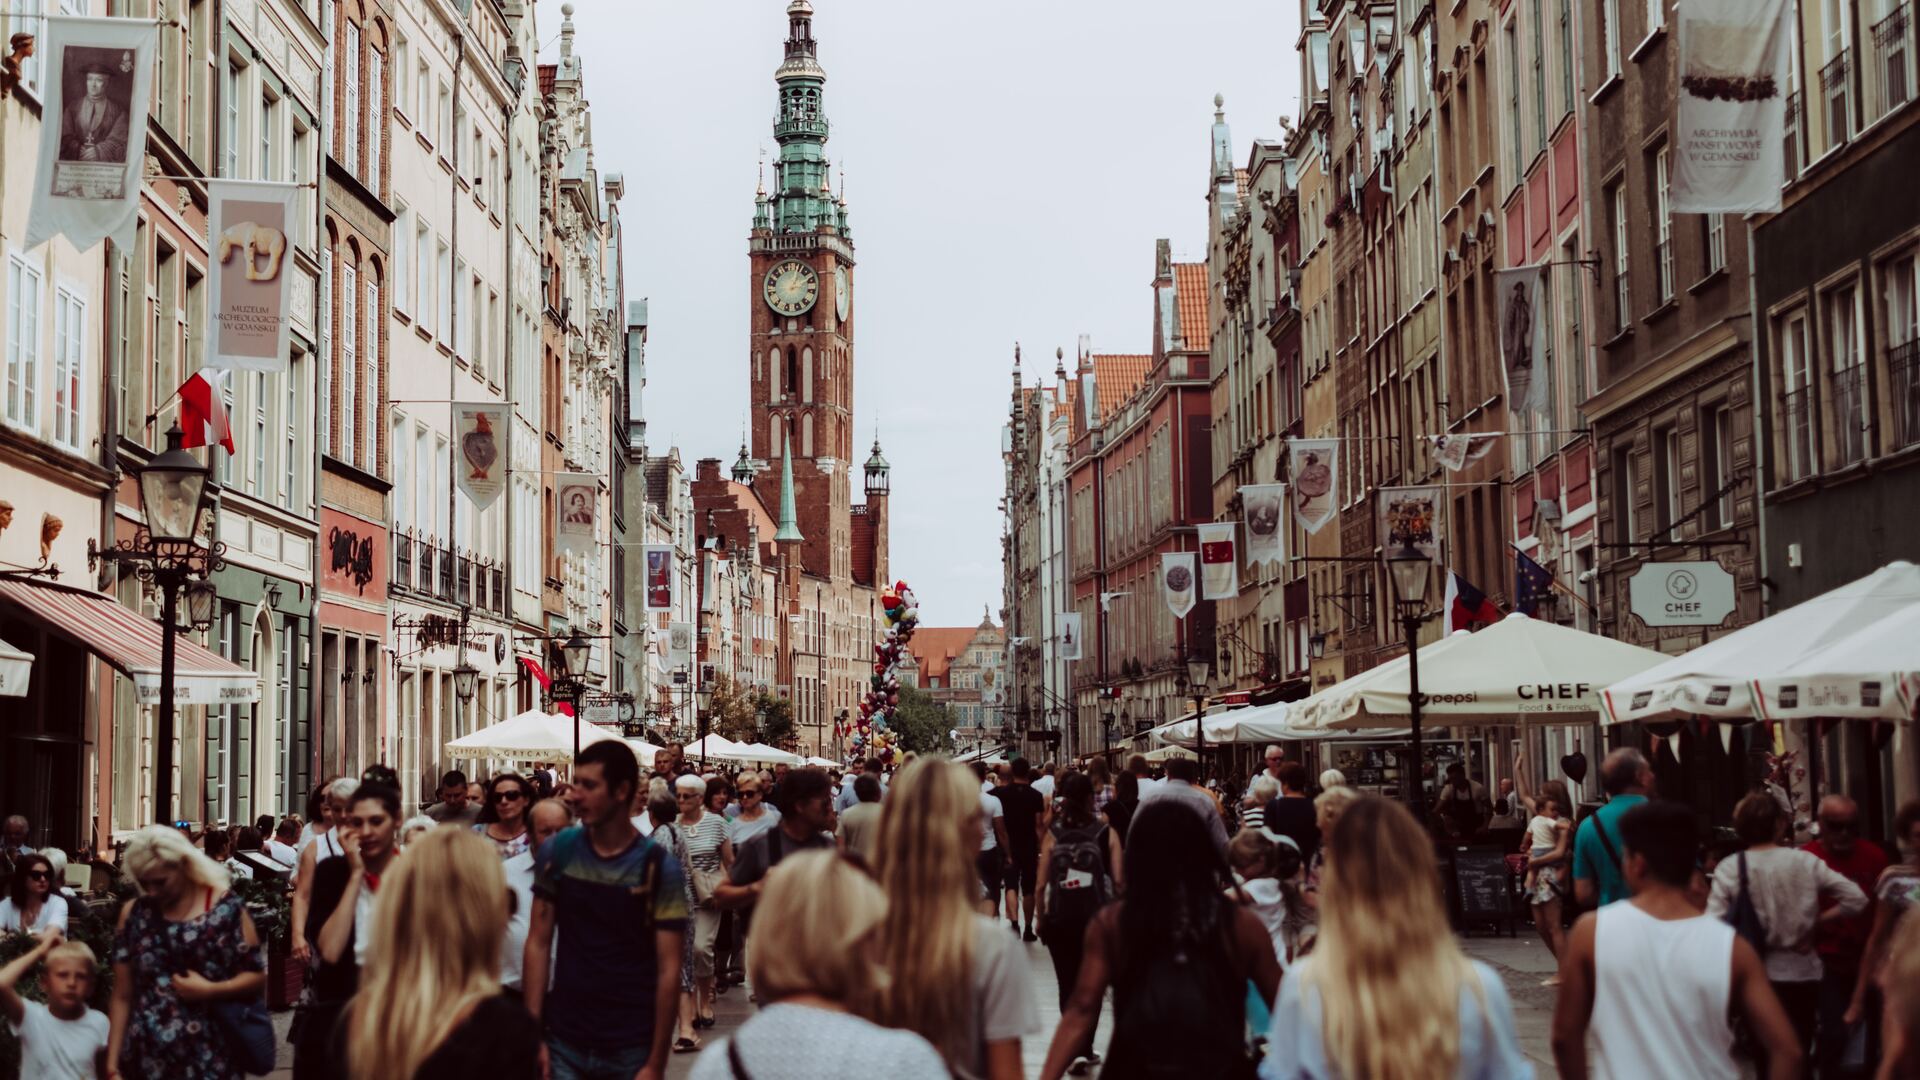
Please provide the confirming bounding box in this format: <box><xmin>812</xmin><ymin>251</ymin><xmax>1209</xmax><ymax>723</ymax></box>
<box><xmin>525</xmin><ymin>740</ymin><xmax>688</xmax><ymax>1080</ymax></box>
<box><xmin>1571</xmin><ymin>747</ymin><xmax>1655</xmax><ymax>909</ymax></box>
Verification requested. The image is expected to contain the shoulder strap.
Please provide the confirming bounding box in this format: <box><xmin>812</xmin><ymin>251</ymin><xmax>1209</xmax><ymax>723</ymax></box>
<box><xmin>1590</xmin><ymin>812</ymin><xmax>1624</xmax><ymax>873</ymax></box>
<box><xmin>727</xmin><ymin>1036</ymin><xmax>753</xmax><ymax>1080</ymax></box>
<box><xmin>767</xmin><ymin>827</ymin><xmax>785</xmax><ymax>868</ymax></box>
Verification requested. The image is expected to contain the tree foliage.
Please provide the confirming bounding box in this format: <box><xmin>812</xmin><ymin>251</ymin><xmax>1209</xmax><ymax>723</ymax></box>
<box><xmin>889</xmin><ymin>684</ymin><xmax>955</xmax><ymax>755</ymax></box>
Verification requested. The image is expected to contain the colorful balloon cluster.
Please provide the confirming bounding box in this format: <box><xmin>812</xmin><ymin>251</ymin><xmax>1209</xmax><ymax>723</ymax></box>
<box><xmin>851</xmin><ymin>580</ymin><xmax>921</xmax><ymax>765</ymax></box>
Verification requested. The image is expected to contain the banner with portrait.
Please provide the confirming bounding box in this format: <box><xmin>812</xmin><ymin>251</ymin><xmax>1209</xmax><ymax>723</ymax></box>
<box><xmin>1672</xmin><ymin>0</ymin><xmax>1791</xmax><ymax>212</ymax></box>
<box><xmin>1162</xmin><ymin>552</ymin><xmax>1197</xmax><ymax>620</ymax></box>
<box><xmin>1239</xmin><ymin>484</ymin><xmax>1287</xmax><ymax>565</ymax></box>
<box><xmin>207</xmin><ymin>180</ymin><xmax>299</xmax><ymax>372</ymax></box>
<box><xmin>1496</xmin><ymin>266</ymin><xmax>1549</xmax><ymax>419</ymax></box>
<box><xmin>1378</xmin><ymin>485</ymin><xmax>1444</xmax><ymax>565</ymax></box>
<box><xmin>1058</xmin><ymin>612</ymin><xmax>1083</xmax><ymax>661</ymax></box>
<box><xmin>26</xmin><ymin>16</ymin><xmax>157</xmax><ymax>252</ymax></box>
<box><xmin>1289</xmin><ymin>439</ymin><xmax>1339</xmax><ymax>534</ymax></box>
<box><xmin>643</xmin><ymin>543</ymin><xmax>675</xmax><ymax>611</ymax></box>
<box><xmin>452</xmin><ymin>402</ymin><xmax>510</xmax><ymax>511</ymax></box>
<box><xmin>555</xmin><ymin>473</ymin><xmax>598</xmax><ymax>557</ymax></box>
<box><xmin>1198</xmin><ymin>522</ymin><xmax>1239</xmax><ymax>601</ymax></box>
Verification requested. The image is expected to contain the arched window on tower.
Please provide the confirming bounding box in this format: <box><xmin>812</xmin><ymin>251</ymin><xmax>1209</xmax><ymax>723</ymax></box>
<box><xmin>801</xmin><ymin>347</ymin><xmax>813</xmax><ymax>403</ymax></box>
<box><xmin>768</xmin><ymin>347</ymin><xmax>781</xmax><ymax>400</ymax></box>
<box><xmin>770</xmin><ymin>414</ymin><xmax>783</xmax><ymax>457</ymax></box>
<box><xmin>786</xmin><ymin>346</ymin><xmax>799</xmax><ymax>399</ymax></box>
<box><xmin>801</xmin><ymin>412</ymin><xmax>814</xmax><ymax>458</ymax></box>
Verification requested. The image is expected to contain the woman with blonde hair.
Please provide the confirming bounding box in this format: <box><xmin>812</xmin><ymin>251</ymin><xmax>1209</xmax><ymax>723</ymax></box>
<box><xmin>1305</xmin><ymin>785</ymin><xmax>1360</xmax><ymax>894</ymax></box>
<box><xmin>1260</xmin><ymin>796</ymin><xmax>1529</xmax><ymax>1079</ymax></box>
<box><xmin>689</xmin><ymin>851</ymin><xmax>945</xmax><ymax>1078</ymax></box>
<box><xmin>874</xmin><ymin>758</ymin><xmax>1037</xmax><ymax>1080</ymax></box>
<box><xmin>107</xmin><ymin>825</ymin><xmax>266</xmax><ymax>1080</ymax></box>
<box><xmin>339</xmin><ymin>826</ymin><xmax>540</xmax><ymax>1079</ymax></box>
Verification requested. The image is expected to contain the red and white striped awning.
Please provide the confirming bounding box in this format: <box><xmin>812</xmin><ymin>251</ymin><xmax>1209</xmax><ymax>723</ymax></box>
<box><xmin>0</xmin><ymin>580</ymin><xmax>260</xmax><ymax>705</ymax></box>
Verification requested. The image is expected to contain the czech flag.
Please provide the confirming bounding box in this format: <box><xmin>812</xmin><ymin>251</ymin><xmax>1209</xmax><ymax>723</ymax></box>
<box><xmin>1444</xmin><ymin>571</ymin><xmax>1501</xmax><ymax>634</ymax></box>
<box><xmin>177</xmin><ymin>368</ymin><xmax>235</xmax><ymax>455</ymax></box>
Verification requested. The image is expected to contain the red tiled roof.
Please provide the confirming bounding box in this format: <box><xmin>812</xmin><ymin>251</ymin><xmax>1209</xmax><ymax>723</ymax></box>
<box><xmin>1093</xmin><ymin>354</ymin><xmax>1151</xmax><ymax>418</ymax></box>
<box><xmin>908</xmin><ymin>627</ymin><xmax>979</xmax><ymax>687</ymax></box>
<box><xmin>1235</xmin><ymin>169</ymin><xmax>1250</xmax><ymax>203</ymax></box>
<box><xmin>538</xmin><ymin>64</ymin><xmax>557</xmax><ymax>97</ymax></box>
<box><xmin>1174</xmin><ymin>263</ymin><xmax>1211</xmax><ymax>350</ymax></box>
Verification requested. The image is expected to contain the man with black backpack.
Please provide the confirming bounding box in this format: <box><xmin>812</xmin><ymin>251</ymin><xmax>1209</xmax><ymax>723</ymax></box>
<box><xmin>1572</xmin><ymin>748</ymin><xmax>1656</xmax><ymax>910</ymax></box>
<box><xmin>713</xmin><ymin>767</ymin><xmax>836</xmax><ymax>909</ymax></box>
<box><xmin>1033</xmin><ymin>772</ymin><xmax>1121</xmax><ymax>1078</ymax></box>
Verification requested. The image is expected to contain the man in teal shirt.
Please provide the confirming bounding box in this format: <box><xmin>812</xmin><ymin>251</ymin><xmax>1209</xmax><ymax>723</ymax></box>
<box><xmin>1571</xmin><ymin>747</ymin><xmax>1655</xmax><ymax>908</ymax></box>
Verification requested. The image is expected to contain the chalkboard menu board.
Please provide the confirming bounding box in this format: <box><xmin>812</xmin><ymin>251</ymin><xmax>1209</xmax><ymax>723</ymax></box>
<box><xmin>1450</xmin><ymin>847</ymin><xmax>1516</xmax><ymax>931</ymax></box>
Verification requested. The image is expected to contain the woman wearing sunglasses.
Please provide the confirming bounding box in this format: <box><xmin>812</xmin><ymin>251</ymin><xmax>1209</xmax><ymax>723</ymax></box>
<box><xmin>0</xmin><ymin>854</ymin><xmax>67</xmax><ymax>934</ymax></box>
<box><xmin>476</xmin><ymin>773</ymin><xmax>536</xmax><ymax>992</ymax></box>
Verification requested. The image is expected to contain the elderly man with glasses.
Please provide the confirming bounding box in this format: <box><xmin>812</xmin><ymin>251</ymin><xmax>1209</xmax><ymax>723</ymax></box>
<box><xmin>1805</xmin><ymin>793</ymin><xmax>1889</xmax><ymax>1075</ymax></box>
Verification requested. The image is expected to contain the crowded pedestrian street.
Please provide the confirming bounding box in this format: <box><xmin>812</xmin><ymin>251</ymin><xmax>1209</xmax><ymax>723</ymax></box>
<box><xmin>4</xmin><ymin>0</ymin><xmax>1920</xmax><ymax>1075</ymax></box>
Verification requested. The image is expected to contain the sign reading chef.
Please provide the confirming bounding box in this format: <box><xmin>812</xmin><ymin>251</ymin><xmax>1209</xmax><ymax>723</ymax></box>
<box><xmin>1628</xmin><ymin>561</ymin><xmax>1737</xmax><ymax>628</ymax></box>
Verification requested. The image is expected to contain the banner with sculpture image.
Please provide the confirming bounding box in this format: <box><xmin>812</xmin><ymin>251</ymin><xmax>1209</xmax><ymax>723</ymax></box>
<box><xmin>207</xmin><ymin>180</ymin><xmax>299</xmax><ymax>372</ymax></box>
<box><xmin>453</xmin><ymin>402</ymin><xmax>510</xmax><ymax>511</ymax></box>
<box><xmin>25</xmin><ymin>16</ymin><xmax>157</xmax><ymax>252</ymax></box>
<box><xmin>1058</xmin><ymin>612</ymin><xmax>1083</xmax><ymax>661</ymax></box>
<box><xmin>1671</xmin><ymin>0</ymin><xmax>1791</xmax><ymax>212</ymax></box>
<box><xmin>1496</xmin><ymin>266</ymin><xmax>1549</xmax><ymax>419</ymax></box>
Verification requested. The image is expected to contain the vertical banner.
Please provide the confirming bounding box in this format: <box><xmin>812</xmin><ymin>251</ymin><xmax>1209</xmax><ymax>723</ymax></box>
<box><xmin>1058</xmin><ymin>612</ymin><xmax>1083</xmax><ymax>661</ymax></box>
<box><xmin>1672</xmin><ymin>0</ymin><xmax>1790</xmax><ymax>213</ymax></box>
<box><xmin>1197</xmin><ymin>522</ymin><xmax>1239</xmax><ymax>600</ymax></box>
<box><xmin>643</xmin><ymin>543</ymin><xmax>675</xmax><ymax>611</ymax></box>
<box><xmin>207</xmin><ymin>180</ymin><xmax>299</xmax><ymax>371</ymax></box>
<box><xmin>1379</xmin><ymin>485</ymin><xmax>1443</xmax><ymax>564</ymax></box>
<box><xmin>1289</xmin><ymin>439</ymin><xmax>1339</xmax><ymax>534</ymax></box>
<box><xmin>1161</xmin><ymin>552</ymin><xmax>1197</xmax><ymax>619</ymax></box>
<box><xmin>26</xmin><ymin>17</ymin><xmax>157</xmax><ymax>252</ymax></box>
<box><xmin>666</xmin><ymin>621</ymin><xmax>693</xmax><ymax>669</ymax></box>
<box><xmin>1496</xmin><ymin>266</ymin><xmax>1549</xmax><ymax>418</ymax></box>
<box><xmin>555</xmin><ymin>473</ymin><xmax>599</xmax><ymax>556</ymax></box>
<box><xmin>453</xmin><ymin>402</ymin><xmax>509</xmax><ymax>511</ymax></box>
<box><xmin>1239</xmin><ymin>484</ymin><xmax>1287</xmax><ymax>565</ymax></box>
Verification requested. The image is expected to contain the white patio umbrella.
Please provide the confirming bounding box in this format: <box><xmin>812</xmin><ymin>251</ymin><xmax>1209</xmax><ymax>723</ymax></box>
<box><xmin>1604</xmin><ymin>560</ymin><xmax>1920</xmax><ymax>727</ymax></box>
<box><xmin>1299</xmin><ymin>614</ymin><xmax>1670</xmax><ymax>730</ymax></box>
<box><xmin>0</xmin><ymin>637</ymin><xmax>32</xmax><ymax>697</ymax></box>
<box><xmin>803</xmin><ymin>755</ymin><xmax>843</xmax><ymax>768</ymax></box>
<box><xmin>1155</xmin><ymin>701</ymin><xmax>1295</xmax><ymax>748</ymax></box>
<box><xmin>684</xmin><ymin>734</ymin><xmax>756</xmax><ymax>763</ymax></box>
<box><xmin>734</xmin><ymin>742</ymin><xmax>803</xmax><ymax>765</ymax></box>
<box><xmin>445</xmin><ymin>708</ymin><xmax>621</xmax><ymax>763</ymax></box>
<box><xmin>625</xmin><ymin>738</ymin><xmax>666</xmax><ymax>767</ymax></box>
<box><xmin>1143</xmin><ymin>743</ymin><xmax>1197</xmax><ymax>762</ymax></box>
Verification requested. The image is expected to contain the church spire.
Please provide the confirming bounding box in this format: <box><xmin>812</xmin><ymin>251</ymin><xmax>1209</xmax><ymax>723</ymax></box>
<box><xmin>774</xmin><ymin>430</ymin><xmax>803</xmax><ymax>544</ymax></box>
<box><xmin>766</xmin><ymin>0</ymin><xmax>834</xmax><ymax>234</ymax></box>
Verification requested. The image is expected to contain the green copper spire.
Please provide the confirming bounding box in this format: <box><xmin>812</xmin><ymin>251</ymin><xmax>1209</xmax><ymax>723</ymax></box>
<box><xmin>774</xmin><ymin>430</ymin><xmax>803</xmax><ymax>544</ymax></box>
<box><xmin>765</xmin><ymin>0</ymin><xmax>840</xmax><ymax>234</ymax></box>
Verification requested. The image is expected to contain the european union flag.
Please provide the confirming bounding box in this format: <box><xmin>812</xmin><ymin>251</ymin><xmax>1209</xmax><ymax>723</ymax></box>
<box><xmin>1515</xmin><ymin>549</ymin><xmax>1555</xmax><ymax>617</ymax></box>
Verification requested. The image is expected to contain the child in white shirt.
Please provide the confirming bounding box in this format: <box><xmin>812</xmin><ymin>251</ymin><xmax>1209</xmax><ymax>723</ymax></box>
<box><xmin>0</xmin><ymin>929</ymin><xmax>110</xmax><ymax>1080</ymax></box>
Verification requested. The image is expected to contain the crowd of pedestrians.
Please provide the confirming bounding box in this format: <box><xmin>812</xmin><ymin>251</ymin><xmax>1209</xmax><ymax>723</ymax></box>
<box><xmin>3</xmin><ymin>738</ymin><xmax>1920</xmax><ymax>1078</ymax></box>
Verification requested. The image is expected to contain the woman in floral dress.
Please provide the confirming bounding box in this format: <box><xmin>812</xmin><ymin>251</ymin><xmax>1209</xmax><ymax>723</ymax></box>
<box><xmin>107</xmin><ymin>825</ymin><xmax>267</xmax><ymax>1080</ymax></box>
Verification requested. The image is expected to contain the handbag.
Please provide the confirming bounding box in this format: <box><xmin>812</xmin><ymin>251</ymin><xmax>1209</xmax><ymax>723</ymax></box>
<box><xmin>1723</xmin><ymin>851</ymin><xmax>1769</xmax><ymax>952</ymax></box>
<box><xmin>212</xmin><ymin>995</ymin><xmax>277</xmax><ymax>1076</ymax></box>
<box><xmin>690</xmin><ymin>863</ymin><xmax>725</xmax><ymax>906</ymax></box>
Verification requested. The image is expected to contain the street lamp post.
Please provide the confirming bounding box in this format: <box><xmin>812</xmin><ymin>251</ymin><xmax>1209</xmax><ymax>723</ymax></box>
<box><xmin>696</xmin><ymin>681</ymin><xmax>714</xmax><ymax>770</ymax></box>
<box><xmin>90</xmin><ymin>423</ymin><xmax>223</xmax><ymax>820</ymax></box>
<box><xmin>552</xmin><ymin>627</ymin><xmax>592</xmax><ymax>760</ymax></box>
<box><xmin>1186</xmin><ymin>654</ymin><xmax>1212</xmax><ymax>774</ymax></box>
<box><xmin>1385</xmin><ymin>544</ymin><xmax>1434</xmax><ymax>823</ymax></box>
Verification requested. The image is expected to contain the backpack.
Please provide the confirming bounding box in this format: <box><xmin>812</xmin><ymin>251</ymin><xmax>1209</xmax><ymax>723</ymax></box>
<box><xmin>1105</xmin><ymin>916</ymin><xmax>1255</xmax><ymax>1079</ymax></box>
<box><xmin>1039</xmin><ymin>822</ymin><xmax>1112</xmax><ymax>937</ymax></box>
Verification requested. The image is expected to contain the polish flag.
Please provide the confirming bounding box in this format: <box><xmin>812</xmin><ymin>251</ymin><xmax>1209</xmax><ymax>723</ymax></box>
<box><xmin>177</xmin><ymin>368</ymin><xmax>235</xmax><ymax>455</ymax></box>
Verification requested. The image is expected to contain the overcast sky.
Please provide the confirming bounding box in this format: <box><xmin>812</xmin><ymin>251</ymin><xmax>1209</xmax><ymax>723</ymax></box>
<box><xmin>559</xmin><ymin>0</ymin><xmax>1298</xmax><ymax>627</ymax></box>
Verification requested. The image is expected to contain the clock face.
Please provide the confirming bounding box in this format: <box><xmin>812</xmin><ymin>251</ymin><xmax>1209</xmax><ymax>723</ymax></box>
<box><xmin>763</xmin><ymin>259</ymin><xmax>819</xmax><ymax>316</ymax></box>
<box><xmin>834</xmin><ymin>265</ymin><xmax>851</xmax><ymax>321</ymax></box>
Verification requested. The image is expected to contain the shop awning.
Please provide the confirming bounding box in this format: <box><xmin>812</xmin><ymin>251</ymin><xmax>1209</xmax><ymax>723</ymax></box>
<box><xmin>0</xmin><ymin>580</ymin><xmax>260</xmax><ymax>705</ymax></box>
<box><xmin>0</xmin><ymin>636</ymin><xmax>31</xmax><ymax>698</ymax></box>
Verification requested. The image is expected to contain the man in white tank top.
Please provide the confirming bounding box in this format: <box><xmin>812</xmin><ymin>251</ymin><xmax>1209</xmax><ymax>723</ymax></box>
<box><xmin>1551</xmin><ymin>799</ymin><xmax>1803</xmax><ymax>1080</ymax></box>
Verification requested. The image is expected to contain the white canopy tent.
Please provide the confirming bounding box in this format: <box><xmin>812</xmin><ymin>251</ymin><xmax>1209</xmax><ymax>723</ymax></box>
<box><xmin>1603</xmin><ymin>560</ymin><xmax>1920</xmax><ymax>727</ymax></box>
<box><xmin>733</xmin><ymin>742</ymin><xmax>804</xmax><ymax>765</ymax></box>
<box><xmin>1142</xmin><ymin>743</ymin><xmax>1197</xmax><ymax>762</ymax></box>
<box><xmin>0</xmin><ymin>637</ymin><xmax>31</xmax><ymax>697</ymax></box>
<box><xmin>625</xmin><ymin>738</ymin><xmax>666</xmax><ymax>767</ymax></box>
<box><xmin>803</xmin><ymin>755</ymin><xmax>843</xmax><ymax>769</ymax></box>
<box><xmin>1295</xmin><ymin>614</ymin><xmax>1670</xmax><ymax>731</ymax></box>
<box><xmin>683</xmin><ymin>734</ymin><xmax>758</xmax><ymax>763</ymax></box>
<box><xmin>445</xmin><ymin>709</ymin><xmax>621</xmax><ymax>763</ymax></box>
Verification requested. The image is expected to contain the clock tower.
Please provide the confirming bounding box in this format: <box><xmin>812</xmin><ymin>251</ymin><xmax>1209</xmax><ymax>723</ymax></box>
<box><xmin>749</xmin><ymin>0</ymin><xmax>856</xmax><ymax>582</ymax></box>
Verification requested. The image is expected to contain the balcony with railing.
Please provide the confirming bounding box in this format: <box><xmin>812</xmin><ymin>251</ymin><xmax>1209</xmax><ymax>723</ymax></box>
<box><xmin>1831</xmin><ymin>363</ymin><xmax>1869</xmax><ymax>466</ymax></box>
<box><xmin>1782</xmin><ymin>387</ymin><xmax>1819</xmax><ymax>482</ymax></box>
<box><xmin>1823</xmin><ymin>49</ymin><xmax>1854</xmax><ymax>150</ymax></box>
<box><xmin>393</xmin><ymin>531</ymin><xmax>413</xmax><ymax>591</ymax></box>
<box><xmin>1892</xmin><ymin>340</ymin><xmax>1920</xmax><ymax>449</ymax></box>
<box><xmin>1870</xmin><ymin>3</ymin><xmax>1914</xmax><ymax>123</ymax></box>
